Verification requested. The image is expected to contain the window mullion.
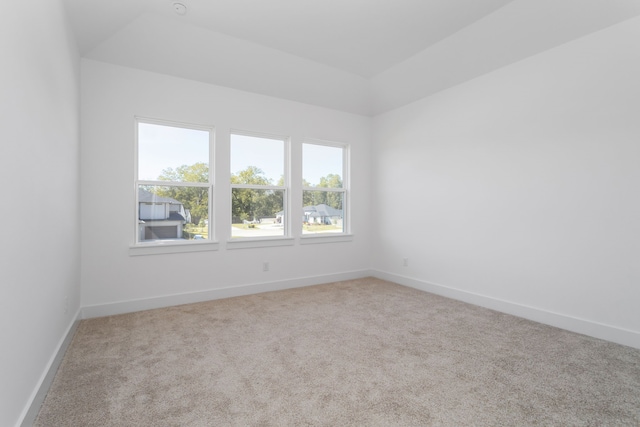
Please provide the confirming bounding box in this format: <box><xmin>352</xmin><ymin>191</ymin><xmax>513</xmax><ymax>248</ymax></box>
<box><xmin>302</xmin><ymin>187</ymin><xmax>345</xmax><ymax>192</ymax></box>
<box><xmin>231</xmin><ymin>184</ymin><xmax>285</xmax><ymax>191</ymax></box>
<box><xmin>138</xmin><ymin>180</ymin><xmax>210</xmax><ymax>188</ymax></box>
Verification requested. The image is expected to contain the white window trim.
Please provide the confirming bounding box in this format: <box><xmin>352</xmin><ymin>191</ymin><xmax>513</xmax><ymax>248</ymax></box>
<box><xmin>300</xmin><ymin>234</ymin><xmax>354</xmax><ymax>244</ymax></box>
<box><xmin>132</xmin><ymin>117</ymin><xmax>218</xmax><ymax>255</ymax></box>
<box><xmin>226</xmin><ymin>237</ymin><xmax>295</xmax><ymax>250</ymax></box>
<box><xmin>129</xmin><ymin>240</ymin><xmax>220</xmax><ymax>256</ymax></box>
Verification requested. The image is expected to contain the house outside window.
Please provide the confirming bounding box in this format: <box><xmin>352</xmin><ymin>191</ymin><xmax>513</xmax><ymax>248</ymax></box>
<box><xmin>230</xmin><ymin>131</ymin><xmax>288</xmax><ymax>239</ymax></box>
<box><xmin>302</xmin><ymin>141</ymin><xmax>348</xmax><ymax>234</ymax></box>
<box><xmin>135</xmin><ymin>119</ymin><xmax>213</xmax><ymax>244</ymax></box>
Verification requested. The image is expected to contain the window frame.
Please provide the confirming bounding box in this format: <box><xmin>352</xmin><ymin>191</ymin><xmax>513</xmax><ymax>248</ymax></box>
<box><xmin>301</xmin><ymin>139</ymin><xmax>351</xmax><ymax>240</ymax></box>
<box><xmin>130</xmin><ymin>117</ymin><xmax>218</xmax><ymax>255</ymax></box>
<box><xmin>228</xmin><ymin>129</ymin><xmax>291</xmax><ymax>243</ymax></box>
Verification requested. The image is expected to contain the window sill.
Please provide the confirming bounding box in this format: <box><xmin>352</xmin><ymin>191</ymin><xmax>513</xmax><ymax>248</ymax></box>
<box><xmin>226</xmin><ymin>237</ymin><xmax>295</xmax><ymax>250</ymax></box>
<box><xmin>300</xmin><ymin>234</ymin><xmax>354</xmax><ymax>245</ymax></box>
<box><xmin>129</xmin><ymin>240</ymin><xmax>220</xmax><ymax>256</ymax></box>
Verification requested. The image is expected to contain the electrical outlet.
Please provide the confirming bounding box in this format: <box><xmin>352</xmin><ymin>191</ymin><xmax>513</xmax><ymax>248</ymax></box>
<box><xmin>263</xmin><ymin>262</ymin><xmax>269</xmax><ymax>272</ymax></box>
<box><xmin>403</xmin><ymin>258</ymin><xmax>409</xmax><ymax>267</ymax></box>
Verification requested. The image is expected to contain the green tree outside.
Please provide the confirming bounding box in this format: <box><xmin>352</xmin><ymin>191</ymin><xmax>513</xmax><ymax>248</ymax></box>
<box><xmin>147</xmin><ymin>163</ymin><xmax>342</xmax><ymax>225</ymax></box>
<box><xmin>154</xmin><ymin>162</ymin><xmax>209</xmax><ymax>225</ymax></box>
<box><xmin>304</xmin><ymin>174</ymin><xmax>343</xmax><ymax>209</ymax></box>
<box><xmin>231</xmin><ymin>166</ymin><xmax>283</xmax><ymax>222</ymax></box>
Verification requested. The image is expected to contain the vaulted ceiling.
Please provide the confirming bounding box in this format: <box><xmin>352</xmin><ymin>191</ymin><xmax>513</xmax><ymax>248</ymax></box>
<box><xmin>62</xmin><ymin>0</ymin><xmax>640</xmax><ymax>115</ymax></box>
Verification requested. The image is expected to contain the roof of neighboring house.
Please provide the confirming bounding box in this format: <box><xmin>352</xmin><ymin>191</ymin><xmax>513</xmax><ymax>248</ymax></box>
<box><xmin>307</xmin><ymin>204</ymin><xmax>342</xmax><ymax>218</ymax></box>
<box><xmin>276</xmin><ymin>204</ymin><xmax>342</xmax><ymax>217</ymax></box>
<box><xmin>138</xmin><ymin>188</ymin><xmax>182</xmax><ymax>205</ymax></box>
<box><xmin>168</xmin><ymin>212</ymin><xmax>186</xmax><ymax>221</ymax></box>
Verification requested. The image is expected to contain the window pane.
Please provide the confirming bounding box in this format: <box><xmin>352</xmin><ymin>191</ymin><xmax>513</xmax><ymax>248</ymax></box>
<box><xmin>138</xmin><ymin>123</ymin><xmax>209</xmax><ymax>182</ymax></box>
<box><xmin>303</xmin><ymin>143</ymin><xmax>343</xmax><ymax>188</ymax></box>
<box><xmin>302</xmin><ymin>191</ymin><xmax>344</xmax><ymax>234</ymax></box>
<box><xmin>231</xmin><ymin>134</ymin><xmax>284</xmax><ymax>185</ymax></box>
<box><xmin>138</xmin><ymin>185</ymin><xmax>208</xmax><ymax>242</ymax></box>
<box><xmin>231</xmin><ymin>189</ymin><xmax>284</xmax><ymax>238</ymax></box>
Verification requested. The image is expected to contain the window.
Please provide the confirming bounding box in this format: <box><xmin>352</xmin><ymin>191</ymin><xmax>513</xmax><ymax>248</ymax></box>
<box><xmin>135</xmin><ymin>119</ymin><xmax>213</xmax><ymax>244</ymax></box>
<box><xmin>230</xmin><ymin>132</ymin><xmax>288</xmax><ymax>239</ymax></box>
<box><xmin>302</xmin><ymin>141</ymin><xmax>348</xmax><ymax>234</ymax></box>
<box><xmin>133</xmin><ymin>120</ymin><xmax>348</xmax><ymax>252</ymax></box>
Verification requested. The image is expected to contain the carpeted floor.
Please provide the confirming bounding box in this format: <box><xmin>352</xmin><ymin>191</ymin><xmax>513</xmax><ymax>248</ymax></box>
<box><xmin>35</xmin><ymin>278</ymin><xmax>640</xmax><ymax>426</ymax></box>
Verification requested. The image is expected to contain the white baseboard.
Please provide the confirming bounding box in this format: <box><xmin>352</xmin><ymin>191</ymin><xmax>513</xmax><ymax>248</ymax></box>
<box><xmin>81</xmin><ymin>269</ymin><xmax>374</xmax><ymax>319</ymax></box>
<box><xmin>18</xmin><ymin>309</ymin><xmax>81</xmax><ymax>427</ymax></box>
<box><xmin>372</xmin><ymin>270</ymin><xmax>640</xmax><ymax>350</ymax></box>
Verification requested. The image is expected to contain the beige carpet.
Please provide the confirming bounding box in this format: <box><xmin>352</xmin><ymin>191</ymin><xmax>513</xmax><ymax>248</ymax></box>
<box><xmin>35</xmin><ymin>278</ymin><xmax>640</xmax><ymax>426</ymax></box>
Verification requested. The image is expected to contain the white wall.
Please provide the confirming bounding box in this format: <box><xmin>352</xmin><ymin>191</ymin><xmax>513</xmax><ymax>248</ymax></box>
<box><xmin>372</xmin><ymin>16</ymin><xmax>640</xmax><ymax>348</ymax></box>
<box><xmin>80</xmin><ymin>59</ymin><xmax>372</xmax><ymax>312</ymax></box>
<box><xmin>85</xmin><ymin>13</ymin><xmax>372</xmax><ymax>116</ymax></box>
<box><xmin>0</xmin><ymin>1</ymin><xmax>81</xmax><ymax>426</ymax></box>
<box><xmin>370</xmin><ymin>0</ymin><xmax>640</xmax><ymax>115</ymax></box>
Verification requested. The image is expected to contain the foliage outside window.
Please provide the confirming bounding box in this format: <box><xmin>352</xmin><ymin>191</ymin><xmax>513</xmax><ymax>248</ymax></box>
<box><xmin>230</xmin><ymin>132</ymin><xmax>287</xmax><ymax>239</ymax></box>
<box><xmin>136</xmin><ymin>120</ymin><xmax>212</xmax><ymax>244</ymax></box>
<box><xmin>302</xmin><ymin>141</ymin><xmax>347</xmax><ymax>234</ymax></box>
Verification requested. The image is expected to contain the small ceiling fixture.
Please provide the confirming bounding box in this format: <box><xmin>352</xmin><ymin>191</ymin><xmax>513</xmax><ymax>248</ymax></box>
<box><xmin>172</xmin><ymin>2</ymin><xmax>187</xmax><ymax>15</ymax></box>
